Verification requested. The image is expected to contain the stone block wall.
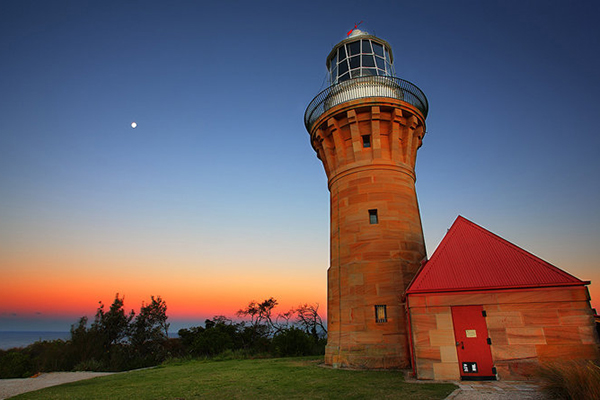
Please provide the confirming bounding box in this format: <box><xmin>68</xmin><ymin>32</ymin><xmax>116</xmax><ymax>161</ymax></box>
<box><xmin>408</xmin><ymin>286</ymin><xmax>600</xmax><ymax>380</ymax></box>
<box><xmin>309</xmin><ymin>98</ymin><xmax>428</xmax><ymax>368</ymax></box>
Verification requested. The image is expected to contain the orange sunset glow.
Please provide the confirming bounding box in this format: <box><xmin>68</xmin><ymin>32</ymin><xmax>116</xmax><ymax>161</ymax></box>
<box><xmin>2</xmin><ymin>247</ymin><xmax>328</xmax><ymax>329</ymax></box>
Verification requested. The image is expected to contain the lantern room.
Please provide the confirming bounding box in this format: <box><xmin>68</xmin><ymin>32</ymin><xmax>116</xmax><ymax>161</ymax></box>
<box><xmin>326</xmin><ymin>29</ymin><xmax>395</xmax><ymax>84</ymax></box>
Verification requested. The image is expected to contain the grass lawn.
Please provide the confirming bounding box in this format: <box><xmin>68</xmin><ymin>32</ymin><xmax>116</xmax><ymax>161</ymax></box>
<box><xmin>12</xmin><ymin>357</ymin><xmax>457</xmax><ymax>399</ymax></box>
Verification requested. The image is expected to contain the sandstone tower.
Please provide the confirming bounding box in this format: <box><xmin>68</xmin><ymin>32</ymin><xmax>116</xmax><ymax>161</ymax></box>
<box><xmin>304</xmin><ymin>29</ymin><xmax>429</xmax><ymax>368</ymax></box>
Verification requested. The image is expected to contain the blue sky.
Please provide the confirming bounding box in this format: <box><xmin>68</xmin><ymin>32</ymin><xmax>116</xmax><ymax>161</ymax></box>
<box><xmin>1</xmin><ymin>0</ymin><xmax>599</xmax><ymax>331</ymax></box>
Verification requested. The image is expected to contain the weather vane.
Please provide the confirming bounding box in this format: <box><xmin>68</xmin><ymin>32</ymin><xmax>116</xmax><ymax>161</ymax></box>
<box><xmin>347</xmin><ymin>21</ymin><xmax>363</xmax><ymax>36</ymax></box>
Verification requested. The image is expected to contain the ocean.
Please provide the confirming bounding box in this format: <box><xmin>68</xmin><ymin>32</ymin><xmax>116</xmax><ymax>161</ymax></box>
<box><xmin>0</xmin><ymin>331</ymin><xmax>182</xmax><ymax>350</ymax></box>
<box><xmin>0</xmin><ymin>331</ymin><xmax>70</xmax><ymax>350</ymax></box>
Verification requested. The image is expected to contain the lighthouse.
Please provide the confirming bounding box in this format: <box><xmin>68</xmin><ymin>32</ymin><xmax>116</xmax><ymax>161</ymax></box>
<box><xmin>304</xmin><ymin>28</ymin><xmax>429</xmax><ymax>368</ymax></box>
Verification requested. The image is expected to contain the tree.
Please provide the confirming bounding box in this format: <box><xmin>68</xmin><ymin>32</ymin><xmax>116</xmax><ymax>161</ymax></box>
<box><xmin>66</xmin><ymin>294</ymin><xmax>172</xmax><ymax>370</ymax></box>
<box><xmin>236</xmin><ymin>297</ymin><xmax>279</xmax><ymax>335</ymax></box>
<box><xmin>69</xmin><ymin>316</ymin><xmax>104</xmax><ymax>367</ymax></box>
<box><xmin>178</xmin><ymin>325</ymin><xmax>205</xmax><ymax>351</ymax></box>
<box><xmin>191</xmin><ymin>322</ymin><xmax>233</xmax><ymax>356</ymax></box>
<box><xmin>92</xmin><ymin>294</ymin><xmax>134</xmax><ymax>349</ymax></box>
<box><xmin>128</xmin><ymin>296</ymin><xmax>170</xmax><ymax>363</ymax></box>
<box><xmin>294</xmin><ymin>303</ymin><xmax>327</xmax><ymax>340</ymax></box>
<box><xmin>130</xmin><ymin>296</ymin><xmax>170</xmax><ymax>348</ymax></box>
<box><xmin>275</xmin><ymin>309</ymin><xmax>294</xmax><ymax>331</ymax></box>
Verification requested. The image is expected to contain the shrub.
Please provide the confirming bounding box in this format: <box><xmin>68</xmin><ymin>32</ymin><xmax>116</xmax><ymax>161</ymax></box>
<box><xmin>27</xmin><ymin>339</ymin><xmax>73</xmax><ymax>372</ymax></box>
<box><xmin>193</xmin><ymin>327</ymin><xmax>234</xmax><ymax>356</ymax></box>
<box><xmin>271</xmin><ymin>327</ymin><xmax>316</xmax><ymax>357</ymax></box>
<box><xmin>74</xmin><ymin>358</ymin><xmax>105</xmax><ymax>372</ymax></box>
<box><xmin>0</xmin><ymin>350</ymin><xmax>33</xmax><ymax>378</ymax></box>
<box><xmin>537</xmin><ymin>360</ymin><xmax>600</xmax><ymax>399</ymax></box>
<box><xmin>239</xmin><ymin>324</ymin><xmax>271</xmax><ymax>354</ymax></box>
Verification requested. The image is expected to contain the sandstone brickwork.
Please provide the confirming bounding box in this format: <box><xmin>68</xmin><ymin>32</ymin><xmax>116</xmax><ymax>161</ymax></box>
<box><xmin>308</xmin><ymin>97</ymin><xmax>427</xmax><ymax>368</ymax></box>
<box><xmin>408</xmin><ymin>286</ymin><xmax>600</xmax><ymax>380</ymax></box>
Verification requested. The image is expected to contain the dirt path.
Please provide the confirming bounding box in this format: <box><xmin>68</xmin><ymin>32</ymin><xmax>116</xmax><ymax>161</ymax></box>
<box><xmin>0</xmin><ymin>372</ymin><xmax>114</xmax><ymax>399</ymax></box>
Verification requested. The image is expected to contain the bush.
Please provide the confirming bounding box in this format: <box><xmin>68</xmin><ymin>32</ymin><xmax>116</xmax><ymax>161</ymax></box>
<box><xmin>239</xmin><ymin>324</ymin><xmax>271</xmax><ymax>354</ymax></box>
<box><xmin>192</xmin><ymin>328</ymin><xmax>234</xmax><ymax>356</ymax></box>
<box><xmin>27</xmin><ymin>339</ymin><xmax>73</xmax><ymax>372</ymax></box>
<box><xmin>74</xmin><ymin>358</ymin><xmax>105</xmax><ymax>372</ymax></box>
<box><xmin>0</xmin><ymin>350</ymin><xmax>33</xmax><ymax>378</ymax></box>
<box><xmin>537</xmin><ymin>360</ymin><xmax>600</xmax><ymax>399</ymax></box>
<box><xmin>271</xmin><ymin>328</ymin><xmax>315</xmax><ymax>357</ymax></box>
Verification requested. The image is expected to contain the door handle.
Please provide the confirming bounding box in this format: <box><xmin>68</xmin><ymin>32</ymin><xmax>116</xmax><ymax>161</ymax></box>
<box><xmin>456</xmin><ymin>341</ymin><xmax>464</xmax><ymax>349</ymax></box>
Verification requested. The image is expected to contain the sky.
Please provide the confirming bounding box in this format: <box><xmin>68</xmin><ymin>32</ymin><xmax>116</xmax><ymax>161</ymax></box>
<box><xmin>1</xmin><ymin>0</ymin><xmax>599</xmax><ymax>332</ymax></box>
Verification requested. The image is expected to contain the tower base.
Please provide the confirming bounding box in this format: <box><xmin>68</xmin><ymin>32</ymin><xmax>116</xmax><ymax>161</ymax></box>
<box><xmin>325</xmin><ymin>340</ymin><xmax>410</xmax><ymax>369</ymax></box>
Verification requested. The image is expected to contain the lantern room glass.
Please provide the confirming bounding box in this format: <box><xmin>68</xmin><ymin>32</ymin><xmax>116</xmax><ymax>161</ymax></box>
<box><xmin>329</xmin><ymin>38</ymin><xmax>394</xmax><ymax>84</ymax></box>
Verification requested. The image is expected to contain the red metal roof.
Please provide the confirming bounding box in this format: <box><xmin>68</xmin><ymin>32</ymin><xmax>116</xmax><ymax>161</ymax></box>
<box><xmin>407</xmin><ymin>216</ymin><xmax>587</xmax><ymax>294</ymax></box>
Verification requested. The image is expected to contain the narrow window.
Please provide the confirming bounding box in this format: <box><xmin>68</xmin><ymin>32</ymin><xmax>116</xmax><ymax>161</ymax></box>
<box><xmin>348</xmin><ymin>41</ymin><xmax>360</xmax><ymax>56</ymax></box>
<box><xmin>349</xmin><ymin>55</ymin><xmax>360</xmax><ymax>69</ymax></box>
<box><xmin>362</xmin><ymin>54</ymin><xmax>375</xmax><ymax>68</ymax></box>
<box><xmin>361</xmin><ymin>39</ymin><xmax>372</xmax><ymax>54</ymax></box>
<box><xmin>373</xmin><ymin>42</ymin><xmax>384</xmax><ymax>57</ymax></box>
<box><xmin>369</xmin><ymin>209</ymin><xmax>378</xmax><ymax>224</ymax></box>
<box><xmin>338</xmin><ymin>59</ymin><xmax>349</xmax><ymax>75</ymax></box>
<box><xmin>362</xmin><ymin>135</ymin><xmax>371</xmax><ymax>148</ymax></box>
<box><xmin>375</xmin><ymin>305</ymin><xmax>387</xmax><ymax>323</ymax></box>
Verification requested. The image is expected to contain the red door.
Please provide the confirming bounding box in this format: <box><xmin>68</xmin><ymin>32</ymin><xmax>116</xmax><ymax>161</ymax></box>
<box><xmin>451</xmin><ymin>305</ymin><xmax>496</xmax><ymax>380</ymax></box>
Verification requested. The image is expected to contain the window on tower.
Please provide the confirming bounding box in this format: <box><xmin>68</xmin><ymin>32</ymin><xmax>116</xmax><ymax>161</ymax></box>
<box><xmin>375</xmin><ymin>305</ymin><xmax>387</xmax><ymax>323</ymax></box>
<box><xmin>369</xmin><ymin>209</ymin><xmax>378</xmax><ymax>224</ymax></box>
<box><xmin>362</xmin><ymin>135</ymin><xmax>371</xmax><ymax>148</ymax></box>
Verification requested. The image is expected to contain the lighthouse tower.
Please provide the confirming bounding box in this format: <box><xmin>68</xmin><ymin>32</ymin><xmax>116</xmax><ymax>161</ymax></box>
<box><xmin>304</xmin><ymin>29</ymin><xmax>429</xmax><ymax>368</ymax></box>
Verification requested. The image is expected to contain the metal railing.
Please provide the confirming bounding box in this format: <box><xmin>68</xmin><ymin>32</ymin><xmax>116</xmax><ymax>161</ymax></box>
<box><xmin>304</xmin><ymin>75</ymin><xmax>428</xmax><ymax>132</ymax></box>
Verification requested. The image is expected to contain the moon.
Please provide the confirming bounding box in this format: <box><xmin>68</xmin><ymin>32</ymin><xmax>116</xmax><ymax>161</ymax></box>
<box><xmin>131</xmin><ymin>122</ymin><xmax>137</xmax><ymax>128</ymax></box>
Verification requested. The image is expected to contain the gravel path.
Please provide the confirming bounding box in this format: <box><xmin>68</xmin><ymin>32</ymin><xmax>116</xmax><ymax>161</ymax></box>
<box><xmin>0</xmin><ymin>372</ymin><xmax>114</xmax><ymax>399</ymax></box>
<box><xmin>446</xmin><ymin>381</ymin><xmax>550</xmax><ymax>400</ymax></box>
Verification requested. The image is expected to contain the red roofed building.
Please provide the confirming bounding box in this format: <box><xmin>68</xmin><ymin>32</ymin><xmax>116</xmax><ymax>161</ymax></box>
<box><xmin>406</xmin><ymin>216</ymin><xmax>599</xmax><ymax>381</ymax></box>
